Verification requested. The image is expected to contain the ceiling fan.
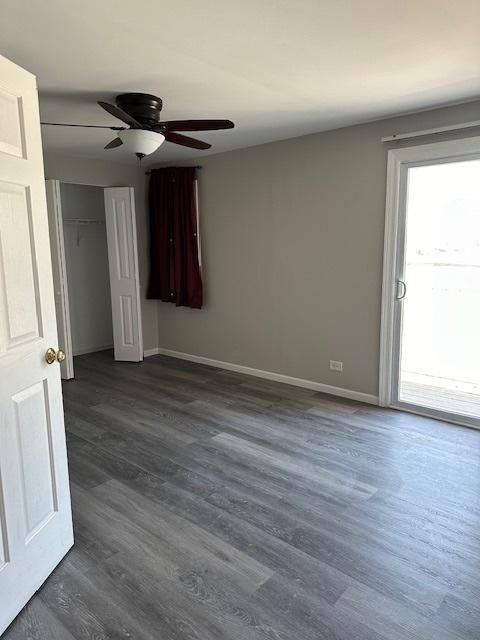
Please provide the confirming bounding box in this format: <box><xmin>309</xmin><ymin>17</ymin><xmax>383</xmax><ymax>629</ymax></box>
<box><xmin>41</xmin><ymin>92</ymin><xmax>235</xmax><ymax>159</ymax></box>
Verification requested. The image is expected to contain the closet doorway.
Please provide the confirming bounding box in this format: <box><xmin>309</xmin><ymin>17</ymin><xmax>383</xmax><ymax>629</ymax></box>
<box><xmin>46</xmin><ymin>181</ymin><xmax>143</xmax><ymax>380</ymax></box>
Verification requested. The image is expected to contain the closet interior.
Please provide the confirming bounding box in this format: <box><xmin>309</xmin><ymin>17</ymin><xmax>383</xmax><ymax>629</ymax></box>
<box><xmin>61</xmin><ymin>183</ymin><xmax>113</xmax><ymax>357</ymax></box>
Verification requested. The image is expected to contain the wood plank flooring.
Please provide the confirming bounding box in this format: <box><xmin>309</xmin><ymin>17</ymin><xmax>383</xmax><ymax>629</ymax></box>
<box><xmin>5</xmin><ymin>349</ymin><xmax>480</xmax><ymax>639</ymax></box>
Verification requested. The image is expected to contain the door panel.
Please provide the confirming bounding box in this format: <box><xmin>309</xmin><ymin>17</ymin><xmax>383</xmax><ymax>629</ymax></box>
<box><xmin>0</xmin><ymin>86</ymin><xmax>25</xmax><ymax>158</ymax></box>
<box><xmin>0</xmin><ymin>182</ymin><xmax>40</xmax><ymax>346</ymax></box>
<box><xmin>120</xmin><ymin>294</ymin><xmax>134</xmax><ymax>346</ymax></box>
<box><xmin>104</xmin><ymin>187</ymin><xmax>143</xmax><ymax>361</ymax></box>
<box><xmin>112</xmin><ymin>199</ymin><xmax>131</xmax><ymax>279</ymax></box>
<box><xmin>13</xmin><ymin>380</ymin><xmax>57</xmax><ymax>541</ymax></box>
<box><xmin>0</xmin><ymin>53</ymin><xmax>73</xmax><ymax>634</ymax></box>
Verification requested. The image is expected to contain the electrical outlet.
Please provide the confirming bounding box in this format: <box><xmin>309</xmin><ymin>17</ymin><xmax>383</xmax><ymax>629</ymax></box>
<box><xmin>330</xmin><ymin>360</ymin><xmax>343</xmax><ymax>372</ymax></box>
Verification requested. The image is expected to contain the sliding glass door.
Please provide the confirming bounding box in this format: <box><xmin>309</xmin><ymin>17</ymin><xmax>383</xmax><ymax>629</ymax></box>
<box><xmin>381</xmin><ymin>137</ymin><xmax>480</xmax><ymax>428</ymax></box>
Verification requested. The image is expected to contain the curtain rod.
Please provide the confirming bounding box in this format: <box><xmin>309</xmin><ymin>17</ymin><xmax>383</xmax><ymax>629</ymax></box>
<box><xmin>145</xmin><ymin>166</ymin><xmax>202</xmax><ymax>175</ymax></box>
<box><xmin>381</xmin><ymin>120</ymin><xmax>480</xmax><ymax>143</ymax></box>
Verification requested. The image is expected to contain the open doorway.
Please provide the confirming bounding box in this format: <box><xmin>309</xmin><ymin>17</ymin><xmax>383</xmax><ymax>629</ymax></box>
<box><xmin>380</xmin><ymin>136</ymin><xmax>480</xmax><ymax>428</ymax></box>
<box><xmin>46</xmin><ymin>181</ymin><xmax>144</xmax><ymax>379</ymax></box>
<box><xmin>61</xmin><ymin>183</ymin><xmax>113</xmax><ymax>359</ymax></box>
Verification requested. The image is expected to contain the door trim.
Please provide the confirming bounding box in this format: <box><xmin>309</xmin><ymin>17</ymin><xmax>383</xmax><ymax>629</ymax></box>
<box><xmin>379</xmin><ymin>136</ymin><xmax>480</xmax><ymax>424</ymax></box>
<box><xmin>45</xmin><ymin>179</ymin><xmax>74</xmax><ymax>379</ymax></box>
<box><xmin>46</xmin><ymin>181</ymin><xmax>144</xmax><ymax>368</ymax></box>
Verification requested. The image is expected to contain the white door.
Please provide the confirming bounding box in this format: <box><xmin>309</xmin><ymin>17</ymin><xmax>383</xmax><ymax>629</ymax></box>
<box><xmin>45</xmin><ymin>179</ymin><xmax>74</xmax><ymax>380</ymax></box>
<box><xmin>380</xmin><ymin>136</ymin><xmax>480</xmax><ymax>429</ymax></box>
<box><xmin>0</xmin><ymin>55</ymin><xmax>73</xmax><ymax>634</ymax></box>
<box><xmin>104</xmin><ymin>187</ymin><xmax>143</xmax><ymax>361</ymax></box>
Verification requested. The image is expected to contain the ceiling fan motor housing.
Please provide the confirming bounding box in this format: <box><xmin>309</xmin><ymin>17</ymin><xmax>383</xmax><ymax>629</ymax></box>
<box><xmin>116</xmin><ymin>93</ymin><xmax>163</xmax><ymax>127</ymax></box>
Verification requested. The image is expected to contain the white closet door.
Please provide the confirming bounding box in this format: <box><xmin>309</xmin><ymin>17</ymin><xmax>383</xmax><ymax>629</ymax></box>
<box><xmin>104</xmin><ymin>187</ymin><xmax>143</xmax><ymax>361</ymax></box>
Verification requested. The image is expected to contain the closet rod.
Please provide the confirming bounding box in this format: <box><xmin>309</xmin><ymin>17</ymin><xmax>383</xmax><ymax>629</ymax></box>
<box><xmin>63</xmin><ymin>218</ymin><xmax>105</xmax><ymax>224</ymax></box>
<box><xmin>145</xmin><ymin>166</ymin><xmax>202</xmax><ymax>175</ymax></box>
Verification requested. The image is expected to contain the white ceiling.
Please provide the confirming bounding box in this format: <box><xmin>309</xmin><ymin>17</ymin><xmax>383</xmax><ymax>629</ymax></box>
<box><xmin>1</xmin><ymin>0</ymin><xmax>479</xmax><ymax>165</ymax></box>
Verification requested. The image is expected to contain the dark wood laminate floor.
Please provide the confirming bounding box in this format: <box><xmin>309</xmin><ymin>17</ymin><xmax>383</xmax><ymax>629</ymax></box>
<box><xmin>5</xmin><ymin>350</ymin><xmax>480</xmax><ymax>639</ymax></box>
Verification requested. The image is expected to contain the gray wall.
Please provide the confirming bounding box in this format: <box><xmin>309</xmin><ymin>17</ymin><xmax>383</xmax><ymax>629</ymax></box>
<box><xmin>152</xmin><ymin>100</ymin><xmax>480</xmax><ymax>397</ymax></box>
<box><xmin>43</xmin><ymin>154</ymin><xmax>158</xmax><ymax>352</ymax></box>
<box><xmin>60</xmin><ymin>183</ymin><xmax>113</xmax><ymax>355</ymax></box>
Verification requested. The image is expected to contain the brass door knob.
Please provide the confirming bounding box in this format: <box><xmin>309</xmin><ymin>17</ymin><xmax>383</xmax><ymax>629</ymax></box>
<box><xmin>45</xmin><ymin>348</ymin><xmax>66</xmax><ymax>364</ymax></box>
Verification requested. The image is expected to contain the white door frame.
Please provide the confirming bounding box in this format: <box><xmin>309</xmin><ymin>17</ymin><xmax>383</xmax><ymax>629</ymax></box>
<box><xmin>379</xmin><ymin>135</ymin><xmax>480</xmax><ymax>428</ymax></box>
<box><xmin>46</xmin><ymin>181</ymin><xmax>143</xmax><ymax>370</ymax></box>
<box><xmin>45</xmin><ymin>180</ymin><xmax>74</xmax><ymax>379</ymax></box>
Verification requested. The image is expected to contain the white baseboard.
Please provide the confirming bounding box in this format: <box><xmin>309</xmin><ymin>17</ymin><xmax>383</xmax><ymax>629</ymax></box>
<box><xmin>73</xmin><ymin>344</ymin><xmax>113</xmax><ymax>356</ymax></box>
<box><xmin>144</xmin><ymin>347</ymin><xmax>162</xmax><ymax>358</ymax></box>
<box><xmin>144</xmin><ymin>347</ymin><xmax>378</xmax><ymax>405</ymax></box>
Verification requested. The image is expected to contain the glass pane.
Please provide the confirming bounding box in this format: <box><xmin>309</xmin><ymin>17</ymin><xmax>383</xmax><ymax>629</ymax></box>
<box><xmin>399</xmin><ymin>159</ymin><xmax>480</xmax><ymax>419</ymax></box>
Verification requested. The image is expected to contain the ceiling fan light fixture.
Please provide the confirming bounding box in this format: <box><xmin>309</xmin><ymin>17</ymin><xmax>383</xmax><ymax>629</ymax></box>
<box><xmin>43</xmin><ymin>93</ymin><xmax>234</xmax><ymax>154</ymax></box>
<box><xmin>118</xmin><ymin>129</ymin><xmax>165</xmax><ymax>157</ymax></box>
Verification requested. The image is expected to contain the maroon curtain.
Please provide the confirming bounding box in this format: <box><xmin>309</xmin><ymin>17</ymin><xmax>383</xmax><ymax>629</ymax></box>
<box><xmin>147</xmin><ymin>167</ymin><xmax>203</xmax><ymax>309</ymax></box>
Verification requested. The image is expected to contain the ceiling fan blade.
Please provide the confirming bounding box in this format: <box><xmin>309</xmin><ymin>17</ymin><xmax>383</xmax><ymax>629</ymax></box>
<box><xmin>97</xmin><ymin>101</ymin><xmax>143</xmax><ymax>128</ymax></box>
<box><xmin>41</xmin><ymin>122</ymin><xmax>124</xmax><ymax>130</ymax></box>
<box><xmin>164</xmin><ymin>131</ymin><xmax>211</xmax><ymax>150</ymax></box>
<box><xmin>160</xmin><ymin>119</ymin><xmax>234</xmax><ymax>132</ymax></box>
<box><xmin>104</xmin><ymin>137</ymin><xmax>123</xmax><ymax>149</ymax></box>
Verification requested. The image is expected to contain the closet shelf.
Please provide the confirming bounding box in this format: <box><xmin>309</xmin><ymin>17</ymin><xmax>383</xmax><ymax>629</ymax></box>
<box><xmin>63</xmin><ymin>218</ymin><xmax>105</xmax><ymax>225</ymax></box>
